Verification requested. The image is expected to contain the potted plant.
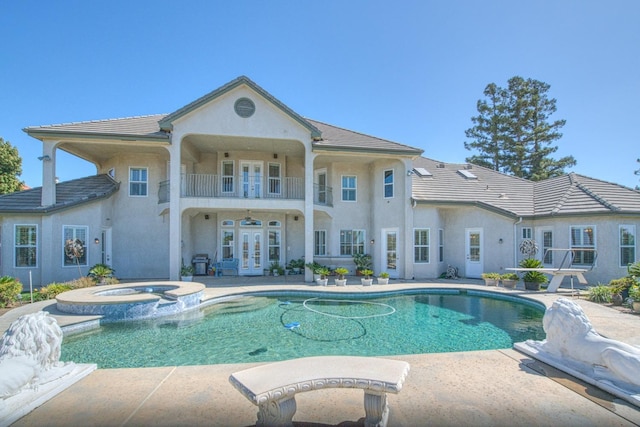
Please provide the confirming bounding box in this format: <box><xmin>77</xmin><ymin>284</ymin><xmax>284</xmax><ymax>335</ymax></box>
<box><xmin>518</xmin><ymin>258</ymin><xmax>548</xmax><ymax>290</ymax></box>
<box><xmin>334</xmin><ymin>267</ymin><xmax>349</xmax><ymax>286</ymax></box>
<box><xmin>629</xmin><ymin>284</ymin><xmax>640</xmax><ymax>312</ymax></box>
<box><xmin>352</xmin><ymin>253</ymin><xmax>372</xmax><ymax>275</ymax></box>
<box><xmin>315</xmin><ymin>267</ymin><xmax>330</xmax><ymax>286</ymax></box>
<box><xmin>306</xmin><ymin>262</ymin><xmax>322</xmax><ymax>280</ymax></box>
<box><xmin>270</xmin><ymin>261</ymin><xmax>284</xmax><ymax>277</ymax></box>
<box><xmin>500</xmin><ymin>273</ymin><xmax>519</xmax><ymax>289</ymax></box>
<box><xmin>377</xmin><ymin>271</ymin><xmax>390</xmax><ymax>285</ymax></box>
<box><xmin>287</xmin><ymin>258</ymin><xmax>304</xmax><ymax>274</ymax></box>
<box><xmin>88</xmin><ymin>263</ymin><xmax>116</xmax><ymax>285</ymax></box>
<box><xmin>180</xmin><ymin>264</ymin><xmax>195</xmax><ymax>282</ymax></box>
<box><xmin>481</xmin><ymin>272</ymin><xmax>501</xmax><ymax>286</ymax></box>
<box><xmin>360</xmin><ymin>269</ymin><xmax>374</xmax><ymax>286</ymax></box>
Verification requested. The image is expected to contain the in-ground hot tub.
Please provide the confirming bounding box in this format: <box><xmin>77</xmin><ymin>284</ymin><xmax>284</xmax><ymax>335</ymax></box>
<box><xmin>56</xmin><ymin>281</ymin><xmax>205</xmax><ymax>321</ymax></box>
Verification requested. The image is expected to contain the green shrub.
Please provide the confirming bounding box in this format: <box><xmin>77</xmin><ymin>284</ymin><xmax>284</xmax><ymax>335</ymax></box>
<box><xmin>500</xmin><ymin>273</ymin><xmax>519</xmax><ymax>281</ymax></box>
<box><xmin>38</xmin><ymin>283</ymin><xmax>74</xmax><ymax>300</ymax></box>
<box><xmin>629</xmin><ymin>285</ymin><xmax>640</xmax><ymax>302</ymax></box>
<box><xmin>587</xmin><ymin>284</ymin><xmax>612</xmax><ymax>303</ymax></box>
<box><xmin>88</xmin><ymin>263</ymin><xmax>115</xmax><ymax>283</ymax></box>
<box><xmin>608</xmin><ymin>276</ymin><xmax>637</xmax><ymax>295</ymax></box>
<box><xmin>481</xmin><ymin>272</ymin><xmax>501</xmax><ymax>279</ymax></box>
<box><xmin>0</xmin><ymin>276</ymin><xmax>22</xmax><ymax>308</ymax></box>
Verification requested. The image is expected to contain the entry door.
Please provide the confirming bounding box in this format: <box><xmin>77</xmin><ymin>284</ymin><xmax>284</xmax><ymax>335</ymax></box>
<box><xmin>240</xmin><ymin>230</ymin><xmax>263</xmax><ymax>275</ymax></box>
<box><xmin>382</xmin><ymin>228</ymin><xmax>399</xmax><ymax>278</ymax></box>
<box><xmin>101</xmin><ymin>228</ymin><xmax>112</xmax><ymax>266</ymax></box>
<box><xmin>241</xmin><ymin>162</ymin><xmax>262</xmax><ymax>198</ymax></box>
<box><xmin>465</xmin><ymin>228</ymin><xmax>483</xmax><ymax>278</ymax></box>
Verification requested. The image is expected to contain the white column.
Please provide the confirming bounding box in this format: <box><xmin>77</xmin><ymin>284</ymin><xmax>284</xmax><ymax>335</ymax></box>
<box><xmin>304</xmin><ymin>151</ymin><xmax>316</xmax><ymax>282</ymax></box>
<box><xmin>402</xmin><ymin>158</ymin><xmax>415</xmax><ymax>280</ymax></box>
<box><xmin>40</xmin><ymin>141</ymin><xmax>57</xmax><ymax>207</ymax></box>
<box><xmin>168</xmin><ymin>134</ymin><xmax>183</xmax><ymax>280</ymax></box>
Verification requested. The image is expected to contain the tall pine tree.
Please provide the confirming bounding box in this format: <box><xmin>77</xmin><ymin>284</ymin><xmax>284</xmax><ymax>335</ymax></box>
<box><xmin>465</xmin><ymin>76</ymin><xmax>576</xmax><ymax>181</ymax></box>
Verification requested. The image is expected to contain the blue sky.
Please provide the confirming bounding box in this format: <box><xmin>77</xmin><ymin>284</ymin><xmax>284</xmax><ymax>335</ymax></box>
<box><xmin>2</xmin><ymin>0</ymin><xmax>639</xmax><ymax>189</ymax></box>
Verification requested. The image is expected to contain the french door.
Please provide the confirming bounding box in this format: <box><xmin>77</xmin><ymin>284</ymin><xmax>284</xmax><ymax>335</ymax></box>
<box><xmin>241</xmin><ymin>161</ymin><xmax>262</xmax><ymax>198</ymax></box>
<box><xmin>240</xmin><ymin>229</ymin><xmax>263</xmax><ymax>275</ymax></box>
<box><xmin>381</xmin><ymin>228</ymin><xmax>399</xmax><ymax>278</ymax></box>
<box><xmin>465</xmin><ymin>228</ymin><xmax>483</xmax><ymax>278</ymax></box>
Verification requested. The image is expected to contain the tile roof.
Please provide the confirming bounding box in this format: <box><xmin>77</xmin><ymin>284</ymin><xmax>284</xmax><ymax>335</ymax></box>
<box><xmin>307</xmin><ymin>119</ymin><xmax>423</xmax><ymax>155</ymax></box>
<box><xmin>411</xmin><ymin>158</ymin><xmax>534</xmax><ymax>216</ymax></box>
<box><xmin>0</xmin><ymin>175</ymin><xmax>119</xmax><ymax>214</ymax></box>
<box><xmin>23</xmin><ymin>115</ymin><xmax>169</xmax><ymax>140</ymax></box>
<box><xmin>411</xmin><ymin>158</ymin><xmax>640</xmax><ymax>218</ymax></box>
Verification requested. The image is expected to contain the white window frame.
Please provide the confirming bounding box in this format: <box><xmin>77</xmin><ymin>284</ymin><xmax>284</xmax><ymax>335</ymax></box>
<box><xmin>414</xmin><ymin>228</ymin><xmax>430</xmax><ymax>263</ymax></box>
<box><xmin>619</xmin><ymin>225</ymin><xmax>636</xmax><ymax>267</ymax></box>
<box><xmin>541</xmin><ymin>229</ymin><xmax>553</xmax><ymax>265</ymax></box>
<box><xmin>438</xmin><ymin>229</ymin><xmax>444</xmax><ymax>263</ymax></box>
<box><xmin>570</xmin><ymin>225</ymin><xmax>596</xmax><ymax>266</ymax></box>
<box><xmin>268</xmin><ymin>162</ymin><xmax>281</xmax><ymax>196</ymax></box>
<box><xmin>222</xmin><ymin>161</ymin><xmax>234</xmax><ymax>194</ymax></box>
<box><xmin>221</xmin><ymin>229</ymin><xmax>235</xmax><ymax>259</ymax></box>
<box><xmin>268</xmin><ymin>229</ymin><xmax>281</xmax><ymax>263</ymax></box>
<box><xmin>14</xmin><ymin>224</ymin><xmax>37</xmax><ymax>268</ymax></box>
<box><xmin>129</xmin><ymin>167</ymin><xmax>148</xmax><ymax>197</ymax></box>
<box><xmin>521</xmin><ymin>227</ymin><xmax>532</xmax><ymax>240</ymax></box>
<box><xmin>340</xmin><ymin>229</ymin><xmax>365</xmax><ymax>256</ymax></box>
<box><xmin>341</xmin><ymin>175</ymin><xmax>357</xmax><ymax>202</ymax></box>
<box><xmin>63</xmin><ymin>225</ymin><xmax>88</xmax><ymax>267</ymax></box>
<box><xmin>383</xmin><ymin>169</ymin><xmax>394</xmax><ymax>199</ymax></box>
<box><xmin>314</xmin><ymin>230</ymin><xmax>327</xmax><ymax>256</ymax></box>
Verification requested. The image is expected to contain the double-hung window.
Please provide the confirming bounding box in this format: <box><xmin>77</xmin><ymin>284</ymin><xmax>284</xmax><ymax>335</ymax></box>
<box><xmin>414</xmin><ymin>228</ymin><xmax>430</xmax><ymax>263</ymax></box>
<box><xmin>620</xmin><ymin>225</ymin><xmax>636</xmax><ymax>267</ymax></box>
<box><xmin>221</xmin><ymin>229</ymin><xmax>234</xmax><ymax>259</ymax></box>
<box><xmin>341</xmin><ymin>176</ymin><xmax>356</xmax><ymax>202</ymax></box>
<box><xmin>268</xmin><ymin>227</ymin><xmax>281</xmax><ymax>263</ymax></box>
<box><xmin>268</xmin><ymin>163</ymin><xmax>281</xmax><ymax>195</ymax></box>
<box><xmin>340</xmin><ymin>229</ymin><xmax>365</xmax><ymax>255</ymax></box>
<box><xmin>129</xmin><ymin>167</ymin><xmax>148</xmax><ymax>196</ymax></box>
<box><xmin>15</xmin><ymin>225</ymin><xmax>37</xmax><ymax>267</ymax></box>
<box><xmin>222</xmin><ymin>161</ymin><xmax>234</xmax><ymax>193</ymax></box>
<box><xmin>570</xmin><ymin>225</ymin><xmax>596</xmax><ymax>266</ymax></box>
<box><xmin>314</xmin><ymin>230</ymin><xmax>327</xmax><ymax>256</ymax></box>
<box><xmin>438</xmin><ymin>229</ymin><xmax>444</xmax><ymax>263</ymax></box>
<box><xmin>63</xmin><ymin>226</ymin><xmax>88</xmax><ymax>267</ymax></box>
<box><xmin>384</xmin><ymin>170</ymin><xmax>394</xmax><ymax>198</ymax></box>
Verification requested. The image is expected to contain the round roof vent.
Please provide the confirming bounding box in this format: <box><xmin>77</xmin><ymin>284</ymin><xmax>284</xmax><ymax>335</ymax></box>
<box><xmin>234</xmin><ymin>97</ymin><xmax>255</xmax><ymax>118</ymax></box>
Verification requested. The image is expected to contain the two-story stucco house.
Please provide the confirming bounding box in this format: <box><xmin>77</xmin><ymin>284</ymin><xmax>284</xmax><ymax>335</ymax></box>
<box><xmin>1</xmin><ymin>76</ymin><xmax>639</xmax><ymax>288</ymax></box>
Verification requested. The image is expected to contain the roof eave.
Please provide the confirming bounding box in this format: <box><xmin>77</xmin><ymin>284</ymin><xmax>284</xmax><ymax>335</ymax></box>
<box><xmin>23</xmin><ymin>129</ymin><xmax>170</xmax><ymax>143</ymax></box>
<box><xmin>314</xmin><ymin>145</ymin><xmax>423</xmax><ymax>157</ymax></box>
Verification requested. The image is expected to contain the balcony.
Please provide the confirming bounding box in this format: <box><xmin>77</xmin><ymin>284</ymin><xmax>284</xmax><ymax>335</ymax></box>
<box><xmin>159</xmin><ymin>174</ymin><xmax>333</xmax><ymax>206</ymax></box>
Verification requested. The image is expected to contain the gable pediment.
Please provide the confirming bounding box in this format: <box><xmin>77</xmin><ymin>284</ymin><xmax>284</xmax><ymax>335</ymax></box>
<box><xmin>158</xmin><ymin>76</ymin><xmax>321</xmax><ymax>139</ymax></box>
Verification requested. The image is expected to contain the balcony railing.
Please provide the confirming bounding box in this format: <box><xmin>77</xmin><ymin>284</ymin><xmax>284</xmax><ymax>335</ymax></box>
<box><xmin>158</xmin><ymin>174</ymin><xmax>333</xmax><ymax>206</ymax></box>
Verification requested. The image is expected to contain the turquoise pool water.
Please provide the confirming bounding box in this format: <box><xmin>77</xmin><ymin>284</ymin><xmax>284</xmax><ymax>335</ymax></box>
<box><xmin>61</xmin><ymin>291</ymin><xmax>545</xmax><ymax>368</ymax></box>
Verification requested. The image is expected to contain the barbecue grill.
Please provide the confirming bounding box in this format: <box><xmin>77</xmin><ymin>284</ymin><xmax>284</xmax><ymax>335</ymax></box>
<box><xmin>191</xmin><ymin>254</ymin><xmax>209</xmax><ymax>276</ymax></box>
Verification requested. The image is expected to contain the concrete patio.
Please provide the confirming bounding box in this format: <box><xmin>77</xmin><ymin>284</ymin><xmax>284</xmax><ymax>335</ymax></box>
<box><xmin>3</xmin><ymin>277</ymin><xmax>640</xmax><ymax>426</ymax></box>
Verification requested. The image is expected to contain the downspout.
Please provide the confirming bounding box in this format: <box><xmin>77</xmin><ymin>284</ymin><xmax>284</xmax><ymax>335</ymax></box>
<box><xmin>513</xmin><ymin>217</ymin><xmax>522</xmax><ymax>267</ymax></box>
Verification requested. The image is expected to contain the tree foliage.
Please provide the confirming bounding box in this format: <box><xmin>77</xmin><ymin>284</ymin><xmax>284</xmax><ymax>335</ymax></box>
<box><xmin>464</xmin><ymin>76</ymin><xmax>576</xmax><ymax>181</ymax></box>
<box><xmin>0</xmin><ymin>137</ymin><xmax>24</xmax><ymax>194</ymax></box>
<box><xmin>635</xmin><ymin>158</ymin><xmax>640</xmax><ymax>190</ymax></box>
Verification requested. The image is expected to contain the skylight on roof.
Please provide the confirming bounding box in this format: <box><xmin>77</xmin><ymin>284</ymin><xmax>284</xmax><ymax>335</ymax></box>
<box><xmin>457</xmin><ymin>169</ymin><xmax>477</xmax><ymax>179</ymax></box>
<box><xmin>413</xmin><ymin>167</ymin><xmax>432</xmax><ymax>177</ymax></box>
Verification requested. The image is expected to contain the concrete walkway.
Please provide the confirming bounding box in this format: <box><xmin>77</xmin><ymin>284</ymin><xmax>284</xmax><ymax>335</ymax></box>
<box><xmin>4</xmin><ymin>278</ymin><xmax>640</xmax><ymax>426</ymax></box>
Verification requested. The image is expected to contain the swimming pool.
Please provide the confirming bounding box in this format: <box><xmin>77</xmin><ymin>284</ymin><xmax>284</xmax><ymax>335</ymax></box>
<box><xmin>61</xmin><ymin>290</ymin><xmax>545</xmax><ymax>368</ymax></box>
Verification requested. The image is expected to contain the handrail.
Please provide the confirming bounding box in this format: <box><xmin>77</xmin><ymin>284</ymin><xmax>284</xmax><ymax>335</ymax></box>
<box><xmin>542</xmin><ymin>248</ymin><xmax>598</xmax><ymax>272</ymax></box>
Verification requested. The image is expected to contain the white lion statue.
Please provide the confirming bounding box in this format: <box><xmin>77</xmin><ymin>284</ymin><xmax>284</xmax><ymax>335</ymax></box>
<box><xmin>528</xmin><ymin>298</ymin><xmax>640</xmax><ymax>388</ymax></box>
<box><xmin>0</xmin><ymin>311</ymin><xmax>74</xmax><ymax>400</ymax></box>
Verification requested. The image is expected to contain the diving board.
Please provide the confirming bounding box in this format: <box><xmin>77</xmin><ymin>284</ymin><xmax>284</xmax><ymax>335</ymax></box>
<box><xmin>505</xmin><ymin>267</ymin><xmax>588</xmax><ymax>292</ymax></box>
<box><xmin>508</xmin><ymin>248</ymin><xmax>596</xmax><ymax>293</ymax></box>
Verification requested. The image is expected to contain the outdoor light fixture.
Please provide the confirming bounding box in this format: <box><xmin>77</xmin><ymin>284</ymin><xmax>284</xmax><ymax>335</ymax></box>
<box><xmin>38</xmin><ymin>155</ymin><xmax>51</xmax><ymax>161</ymax></box>
<box><xmin>94</xmin><ymin>238</ymin><xmax>100</xmax><ymax>244</ymax></box>
<box><xmin>370</xmin><ymin>239</ymin><xmax>375</xmax><ymax>245</ymax></box>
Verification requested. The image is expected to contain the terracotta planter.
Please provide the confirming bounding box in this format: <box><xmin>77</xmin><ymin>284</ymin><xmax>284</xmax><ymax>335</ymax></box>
<box><xmin>633</xmin><ymin>301</ymin><xmax>640</xmax><ymax>312</ymax></box>
<box><xmin>483</xmin><ymin>278</ymin><xmax>499</xmax><ymax>286</ymax></box>
<box><xmin>612</xmin><ymin>293</ymin><xmax>624</xmax><ymax>306</ymax></box>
